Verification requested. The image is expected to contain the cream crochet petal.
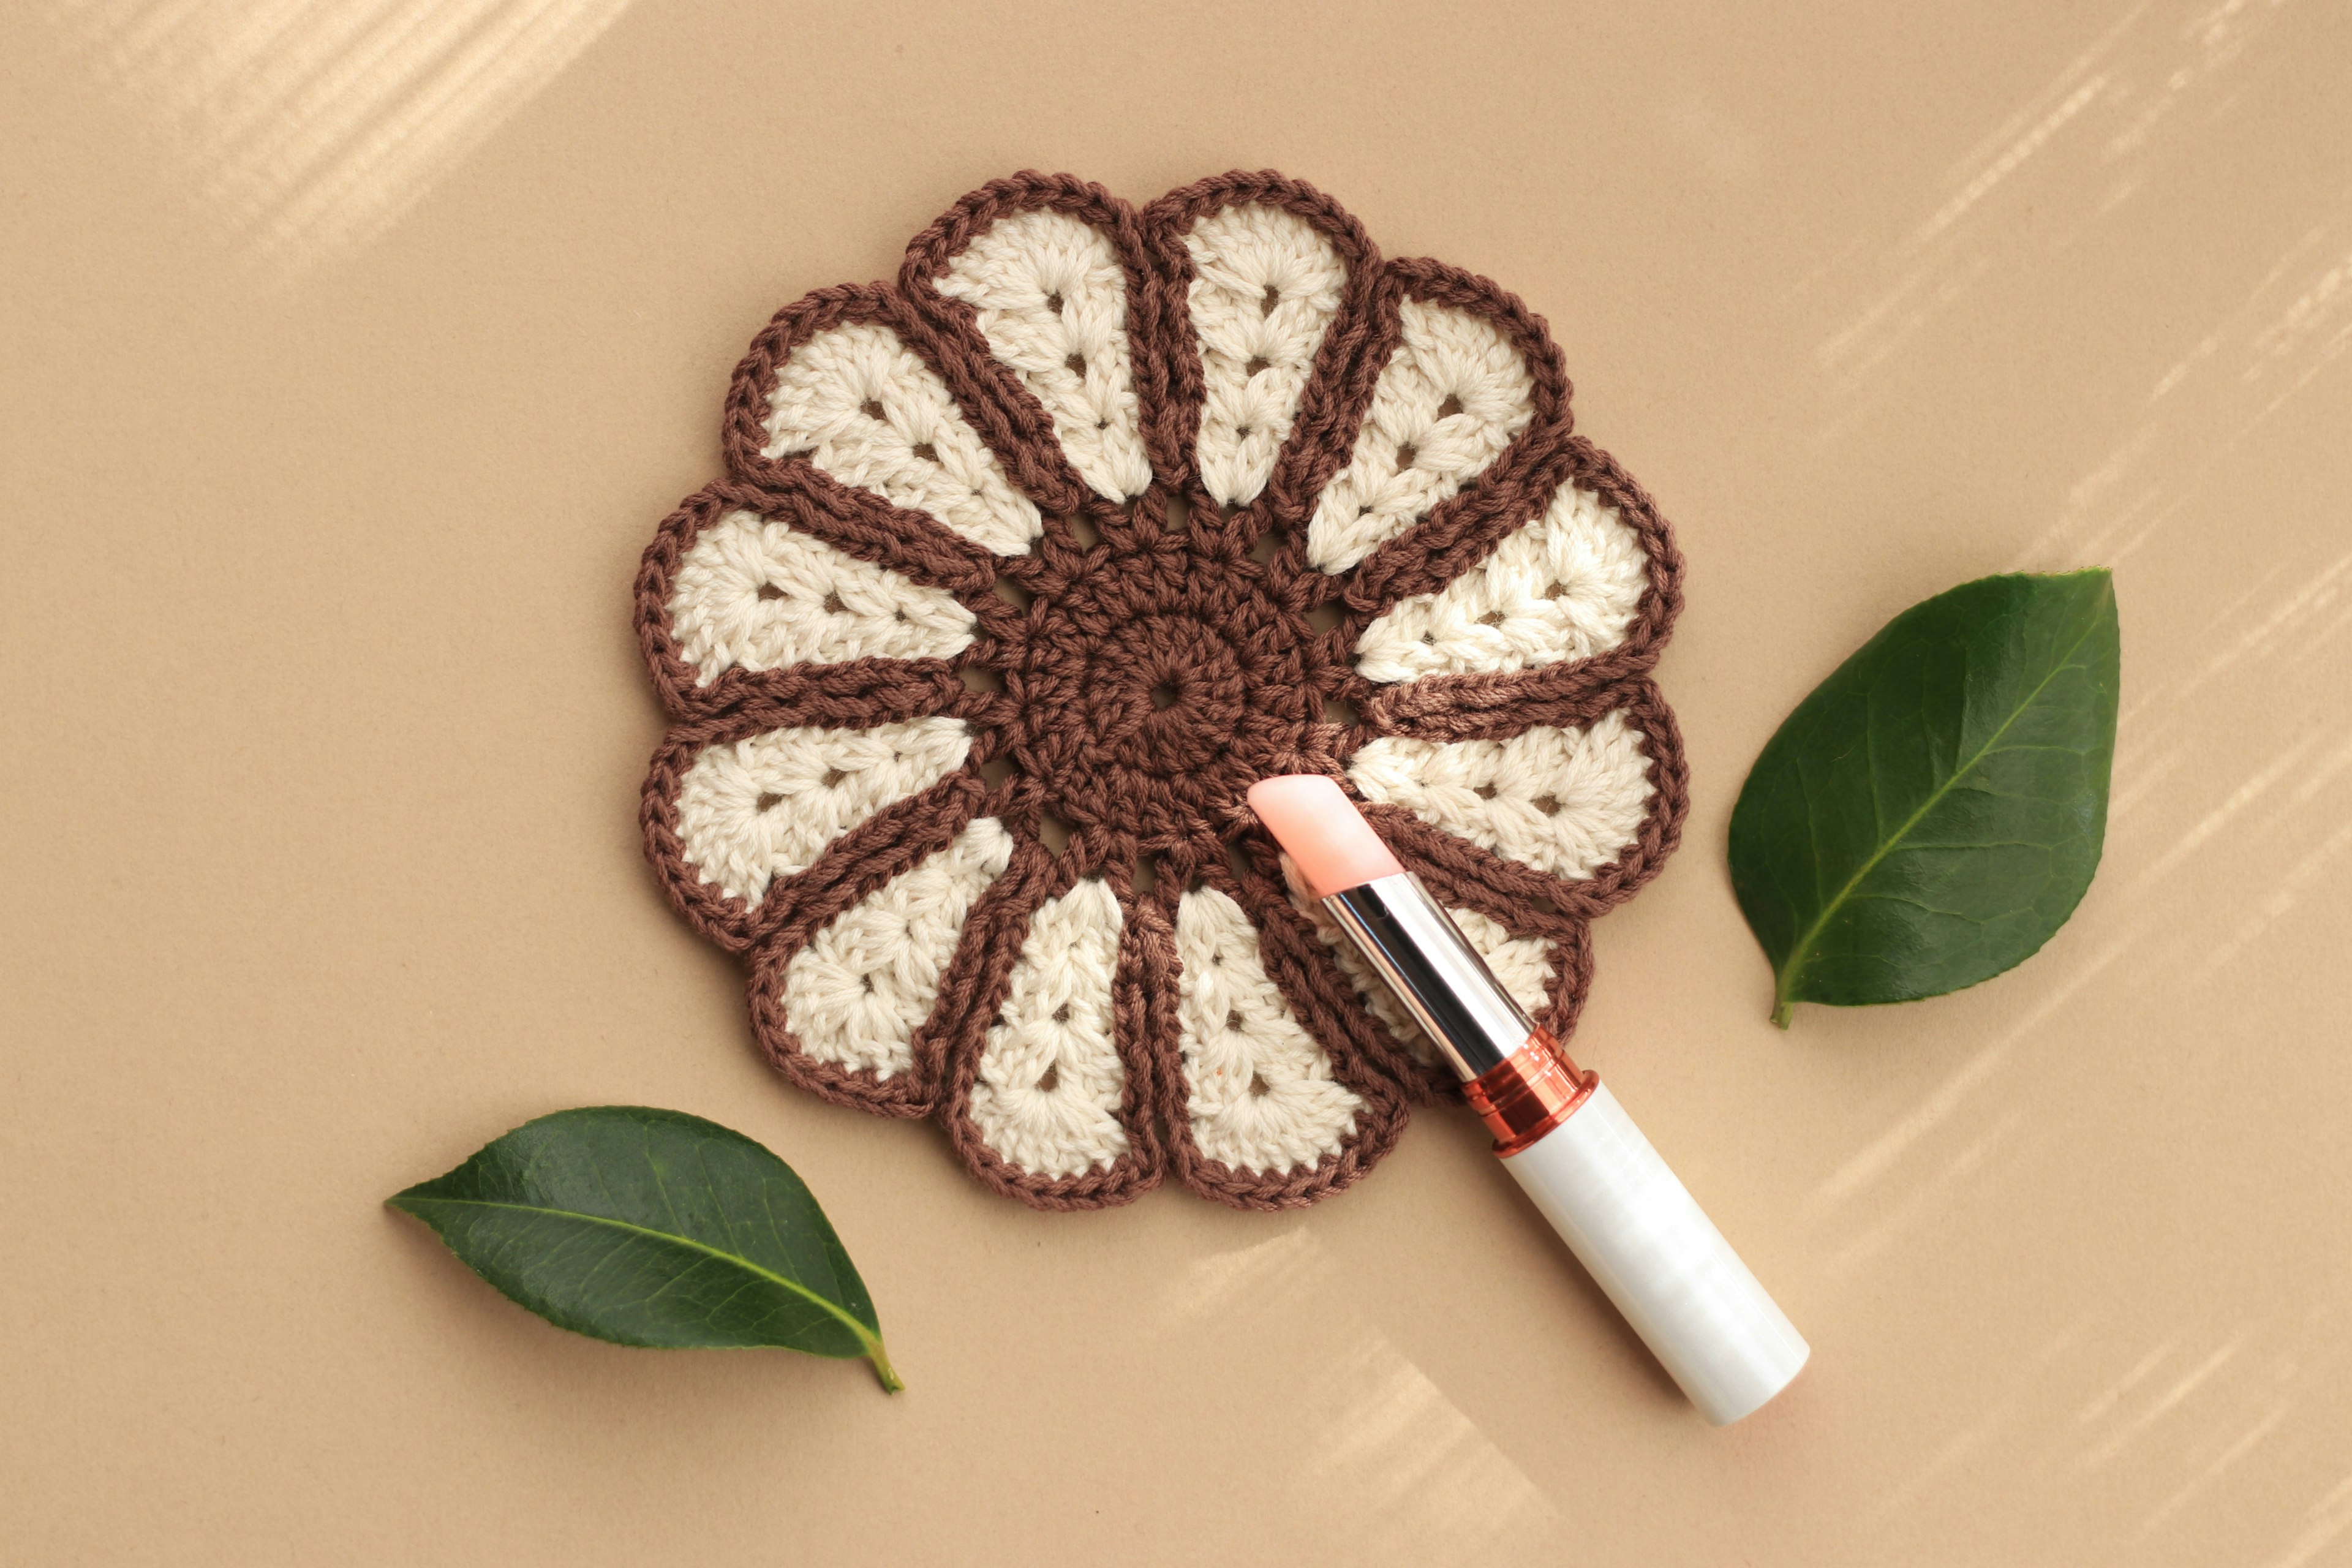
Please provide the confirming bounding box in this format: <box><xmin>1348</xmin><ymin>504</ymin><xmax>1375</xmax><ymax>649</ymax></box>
<box><xmin>782</xmin><ymin>818</ymin><xmax>1016</xmax><ymax>1079</ymax></box>
<box><xmin>674</xmin><ymin>716</ymin><xmax>972</xmax><ymax>908</ymax></box>
<box><xmin>758</xmin><ymin>317</ymin><xmax>1043</xmax><ymax>556</ymax></box>
<box><xmin>666</xmin><ymin>508</ymin><xmax>976</xmax><ymax>687</ymax></box>
<box><xmin>1352</xmin><ymin>480</ymin><xmax>1649</xmax><ymax>684</ymax></box>
<box><xmin>1348</xmin><ymin>712</ymin><xmax>1656</xmax><ymax>883</ymax></box>
<box><xmin>1306</xmin><ymin>297</ymin><xmax>1537</xmax><ymax>573</ymax></box>
<box><xmin>932</xmin><ymin>209</ymin><xmax>1153</xmax><ymax>503</ymax></box>
<box><xmin>966</xmin><ymin>877</ymin><xmax>1131</xmax><ymax>1180</ymax></box>
<box><xmin>1180</xmin><ymin>203</ymin><xmax>1351</xmax><ymax>508</ymax></box>
<box><xmin>1174</xmin><ymin>884</ymin><xmax>1365</xmax><ymax>1175</ymax></box>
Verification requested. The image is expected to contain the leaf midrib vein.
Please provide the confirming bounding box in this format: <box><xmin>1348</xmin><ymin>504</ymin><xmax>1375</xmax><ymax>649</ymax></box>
<box><xmin>405</xmin><ymin>1195</ymin><xmax>878</xmax><ymax>1354</ymax></box>
<box><xmin>1774</xmin><ymin>614</ymin><xmax>2107</xmax><ymax>1007</ymax></box>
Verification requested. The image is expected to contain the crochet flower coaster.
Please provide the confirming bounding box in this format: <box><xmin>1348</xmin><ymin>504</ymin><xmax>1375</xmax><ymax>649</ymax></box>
<box><xmin>635</xmin><ymin>171</ymin><xmax>1687</xmax><ymax>1212</ymax></box>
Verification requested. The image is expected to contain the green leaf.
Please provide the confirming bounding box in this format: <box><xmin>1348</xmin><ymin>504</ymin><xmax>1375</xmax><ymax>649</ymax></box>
<box><xmin>1728</xmin><ymin>570</ymin><xmax>2120</xmax><ymax>1028</ymax></box>
<box><xmin>388</xmin><ymin>1106</ymin><xmax>900</xmax><ymax>1390</ymax></box>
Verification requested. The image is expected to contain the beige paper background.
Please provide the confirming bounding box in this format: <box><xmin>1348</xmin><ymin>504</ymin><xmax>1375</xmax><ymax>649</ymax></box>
<box><xmin>6</xmin><ymin>2</ymin><xmax>2351</xmax><ymax>1562</ymax></box>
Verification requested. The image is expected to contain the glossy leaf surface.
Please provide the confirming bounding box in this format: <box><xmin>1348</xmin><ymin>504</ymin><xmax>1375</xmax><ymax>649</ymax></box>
<box><xmin>1729</xmin><ymin>571</ymin><xmax>2120</xmax><ymax>1027</ymax></box>
<box><xmin>390</xmin><ymin>1106</ymin><xmax>900</xmax><ymax>1389</ymax></box>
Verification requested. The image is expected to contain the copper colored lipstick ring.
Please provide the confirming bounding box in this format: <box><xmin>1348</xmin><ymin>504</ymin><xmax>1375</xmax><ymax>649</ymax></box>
<box><xmin>1464</xmin><ymin>1031</ymin><xmax>1597</xmax><ymax>1157</ymax></box>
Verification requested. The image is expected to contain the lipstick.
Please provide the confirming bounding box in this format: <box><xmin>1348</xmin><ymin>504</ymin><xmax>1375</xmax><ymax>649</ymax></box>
<box><xmin>1249</xmin><ymin>774</ymin><xmax>1808</xmax><ymax>1425</ymax></box>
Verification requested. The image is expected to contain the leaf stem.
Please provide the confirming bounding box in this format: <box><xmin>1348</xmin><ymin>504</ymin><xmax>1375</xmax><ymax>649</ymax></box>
<box><xmin>1770</xmin><ymin>996</ymin><xmax>1794</xmax><ymax>1030</ymax></box>
<box><xmin>866</xmin><ymin>1339</ymin><xmax>904</xmax><ymax>1393</ymax></box>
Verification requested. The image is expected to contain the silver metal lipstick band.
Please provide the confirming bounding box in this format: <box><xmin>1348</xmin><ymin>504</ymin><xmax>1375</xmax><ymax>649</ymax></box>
<box><xmin>1324</xmin><ymin>873</ymin><xmax>1534</xmax><ymax>1082</ymax></box>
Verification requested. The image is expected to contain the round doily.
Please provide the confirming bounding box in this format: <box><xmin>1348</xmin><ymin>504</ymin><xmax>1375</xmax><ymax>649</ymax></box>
<box><xmin>634</xmin><ymin>170</ymin><xmax>1687</xmax><ymax>1211</ymax></box>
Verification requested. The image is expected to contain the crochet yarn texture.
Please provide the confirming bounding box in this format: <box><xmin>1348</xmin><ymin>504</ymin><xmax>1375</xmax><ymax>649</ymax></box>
<box><xmin>635</xmin><ymin>170</ymin><xmax>1689</xmax><ymax>1212</ymax></box>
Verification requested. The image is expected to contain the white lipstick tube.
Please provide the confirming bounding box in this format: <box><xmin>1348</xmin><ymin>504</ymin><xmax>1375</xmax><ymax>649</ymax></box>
<box><xmin>1253</xmin><ymin>778</ymin><xmax>1807</xmax><ymax>1424</ymax></box>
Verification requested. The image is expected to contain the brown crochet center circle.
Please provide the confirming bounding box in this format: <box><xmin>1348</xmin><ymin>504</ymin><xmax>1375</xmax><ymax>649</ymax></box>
<box><xmin>633</xmin><ymin>168</ymin><xmax>1692</xmax><ymax>1213</ymax></box>
<box><xmin>994</xmin><ymin>511</ymin><xmax>1335</xmax><ymax>847</ymax></box>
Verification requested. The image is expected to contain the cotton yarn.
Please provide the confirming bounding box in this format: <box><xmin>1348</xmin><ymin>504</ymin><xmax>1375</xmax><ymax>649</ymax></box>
<box><xmin>635</xmin><ymin>170</ymin><xmax>1690</xmax><ymax>1212</ymax></box>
